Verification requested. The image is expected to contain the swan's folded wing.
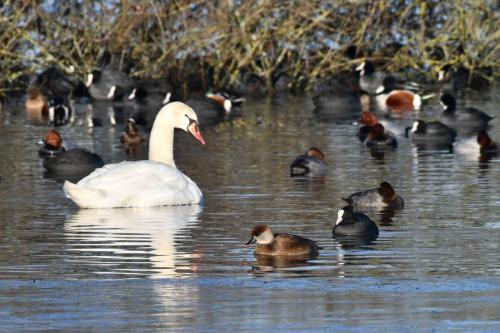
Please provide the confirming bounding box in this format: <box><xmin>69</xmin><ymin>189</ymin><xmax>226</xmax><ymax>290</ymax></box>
<box><xmin>72</xmin><ymin>161</ymin><xmax>202</xmax><ymax>207</ymax></box>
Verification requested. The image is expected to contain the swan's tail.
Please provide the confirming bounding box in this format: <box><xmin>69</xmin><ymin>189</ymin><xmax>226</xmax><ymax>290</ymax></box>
<box><xmin>63</xmin><ymin>181</ymin><xmax>107</xmax><ymax>209</ymax></box>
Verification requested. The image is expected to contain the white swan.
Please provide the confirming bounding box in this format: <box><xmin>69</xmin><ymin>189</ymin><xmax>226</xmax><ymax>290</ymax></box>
<box><xmin>63</xmin><ymin>102</ymin><xmax>206</xmax><ymax>208</ymax></box>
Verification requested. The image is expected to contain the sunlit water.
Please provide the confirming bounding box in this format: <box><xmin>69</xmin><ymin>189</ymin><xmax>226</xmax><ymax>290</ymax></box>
<box><xmin>0</xmin><ymin>90</ymin><xmax>499</xmax><ymax>332</ymax></box>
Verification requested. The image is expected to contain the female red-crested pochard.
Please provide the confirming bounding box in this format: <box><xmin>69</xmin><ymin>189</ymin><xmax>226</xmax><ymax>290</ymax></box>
<box><xmin>375</xmin><ymin>76</ymin><xmax>421</xmax><ymax>113</ymax></box>
<box><xmin>364</xmin><ymin>123</ymin><xmax>398</xmax><ymax>148</ymax></box>
<box><xmin>342</xmin><ymin>181</ymin><xmax>404</xmax><ymax>209</ymax></box>
<box><xmin>332</xmin><ymin>206</ymin><xmax>379</xmax><ymax>239</ymax></box>
<box><xmin>38</xmin><ymin>129</ymin><xmax>66</xmax><ymax>157</ymax></box>
<box><xmin>244</xmin><ymin>224</ymin><xmax>322</xmax><ymax>256</ymax></box>
<box><xmin>290</xmin><ymin>147</ymin><xmax>327</xmax><ymax>177</ymax></box>
<box><xmin>120</xmin><ymin>118</ymin><xmax>145</xmax><ymax>146</ymax></box>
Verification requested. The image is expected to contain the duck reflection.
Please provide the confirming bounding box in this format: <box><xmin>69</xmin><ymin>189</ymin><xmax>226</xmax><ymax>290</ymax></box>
<box><xmin>251</xmin><ymin>254</ymin><xmax>317</xmax><ymax>273</ymax></box>
<box><xmin>64</xmin><ymin>205</ymin><xmax>201</xmax><ymax>277</ymax></box>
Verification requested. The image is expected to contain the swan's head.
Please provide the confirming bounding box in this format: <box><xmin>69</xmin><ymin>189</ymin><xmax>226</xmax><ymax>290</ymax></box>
<box><xmin>163</xmin><ymin>102</ymin><xmax>205</xmax><ymax>145</ymax></box>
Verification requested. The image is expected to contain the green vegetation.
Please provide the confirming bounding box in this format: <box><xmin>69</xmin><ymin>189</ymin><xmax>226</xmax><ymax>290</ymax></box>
<box><xmin>0</xmin><ymin>0</ymin><xmax>498</xmax><ymax>95</ymax></box>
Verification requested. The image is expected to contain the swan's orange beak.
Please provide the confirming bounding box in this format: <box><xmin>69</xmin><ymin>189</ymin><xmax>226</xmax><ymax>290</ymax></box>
<box><xmin>188</xmin><ymin>122</ymin><xmax>205</xmax><ymax>145</ymax></box>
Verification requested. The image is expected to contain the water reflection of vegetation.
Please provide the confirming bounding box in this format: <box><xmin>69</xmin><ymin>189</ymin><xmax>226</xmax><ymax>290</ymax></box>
<box><xmin>1</xmin><ymin>1</ymin><xmax>497</xmax><ymax>94</ymax></box>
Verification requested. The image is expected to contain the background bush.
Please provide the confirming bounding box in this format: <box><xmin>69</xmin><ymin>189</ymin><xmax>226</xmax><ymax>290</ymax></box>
<box><xmin>0</xmin><ymin>0</ymin><xmax>498</xmax><ymax>95</ymax></box>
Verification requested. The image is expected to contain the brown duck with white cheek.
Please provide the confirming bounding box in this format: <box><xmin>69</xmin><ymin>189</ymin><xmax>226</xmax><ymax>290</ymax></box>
<box><xmin>342</xmin><ymin>181</ymin><xmax>404</xmax><ymax>209</ymax></box>
<box><xmin>290</xmin><ymin>147</ymin><xmax>327</xmax><ymax>177</ymax></box>
<box><xmin>121</xmin><ymin>118</ymin><xmax>145</xmax><ymax>146</ymax></box>
<box><xmin>244</xmin><ymin>224</ymin><xmax>322</xmax><ymax>256</ymax></box>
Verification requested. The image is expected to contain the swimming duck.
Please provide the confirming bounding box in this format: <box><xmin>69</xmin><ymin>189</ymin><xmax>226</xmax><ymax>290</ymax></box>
<box><xmin>439</xmin><ymin>93</ymin><xmax>493</xmax><ymax>134</ymax></box>
<box><xmin>405</xmin><ymin>120</ymin><xmax>457</xmax><ymax>147</ymax></box>
<box><xmin>453</xmin><ymin>130</ymin><xmax>498</xmax><ymax>160</ymax></box>
<box><xmin>342</xmin><ymin>181</ymin><xmax>404</xmax><ymax>209</ymax></box>
<box><xmin>290</xmin><ymin>147</ymin><xmax>327</xmax><ymax>177</ymax></box>
<box><xmin>185</xmin><ymin>92</ymin><xmax>239</xmax><ymax>127</ymax></box>
<box><xmin>364</xmin><ymin>123</ymin><xmax>398</xmax><ymax>148</ymax></box>
<box><xmin>375</xmin><ymin>76</ymin><xmax>421</xmax><ymax>113</ymax></box>
<box><xmin>332</xmin><ymin>206</ymin><xmax>379</xmax><ymax>238</ymax></box>
<box><xmin>358</xmin><ymin>111</ymin><xmax>379</xmax><ymax>142</ymax></box>
<box><xmin>63</xmin><ymin>102</ymin><xmax>205</xmax><ymax>208</ymax></box>
<box><xmin>244</xmin><ymin>224</ymin><xmax>322</xmax><ymax>256</ymax></box>
<box><xmin>38</xmin><ymin>129</ymin><xmax>66</xmax><ymax>157</ymax></box>
<box><xmin>48</xmin><ymin>96</ymin><xmax>72</xmax><ymax>126</ymax></box>
<box><xmin>120</xmin><ymin>118</ymin><xmax>145</xmax><ymax>145</ymax></box>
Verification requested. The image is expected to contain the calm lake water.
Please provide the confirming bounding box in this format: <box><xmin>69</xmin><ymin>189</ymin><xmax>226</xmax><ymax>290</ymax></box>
<box><xmin>0</xmin><ymin>90</ymin><xmax>499</xmax><ymax>332</ymax></box>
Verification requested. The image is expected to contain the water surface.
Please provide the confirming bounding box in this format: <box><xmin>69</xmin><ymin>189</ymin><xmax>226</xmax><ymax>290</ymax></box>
<box><xmin>0</xmin><ymin>90</ymin><xmax>499</xmax><ymax>331</ymax></box>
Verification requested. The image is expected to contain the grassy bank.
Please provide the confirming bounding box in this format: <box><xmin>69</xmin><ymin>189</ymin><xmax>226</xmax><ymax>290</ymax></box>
<box><xmin>0</xmin><ymin>0</ymin><xmax>498</xmax><ymax>95</ymax></box>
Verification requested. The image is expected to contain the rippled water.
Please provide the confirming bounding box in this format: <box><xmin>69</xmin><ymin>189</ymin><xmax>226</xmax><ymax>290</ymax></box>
<box><xmin>0</xmin><ymin>91</ymin><xmax>499</xmax><ymax>331</ymax></box>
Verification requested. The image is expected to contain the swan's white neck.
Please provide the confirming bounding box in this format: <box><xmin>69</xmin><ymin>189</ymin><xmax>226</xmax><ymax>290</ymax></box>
<box><xmin>148</xmin><ymin>109</ymin><xmax>177</xmax><ymax>167</ymax></box>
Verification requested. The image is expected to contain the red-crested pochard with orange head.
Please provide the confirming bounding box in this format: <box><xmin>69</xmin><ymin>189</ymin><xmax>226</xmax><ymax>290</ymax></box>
<box><xmin>244</xmin><ymin>224</ymin><xmax>322</xmax><ymax>256</ymax></box>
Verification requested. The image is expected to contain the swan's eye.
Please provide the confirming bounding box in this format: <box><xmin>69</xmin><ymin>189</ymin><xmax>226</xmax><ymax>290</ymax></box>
<box><xmin>185</xmin><ymin>115</ymin><xmax>197</xmax><ymax>130</ymax></box>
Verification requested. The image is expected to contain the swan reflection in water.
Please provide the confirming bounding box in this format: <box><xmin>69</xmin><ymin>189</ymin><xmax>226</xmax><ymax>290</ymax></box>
<box><xmin>64</xmin><ymin>205</ymin><xmax>201</xmax><ymax>278</ymax></box>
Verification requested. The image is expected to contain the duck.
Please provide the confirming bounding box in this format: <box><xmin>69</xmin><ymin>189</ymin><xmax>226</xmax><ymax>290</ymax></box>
<box><xmin>48</xmin><ymin>96</ymin><xmax>72</xmax><ymax>126</ymax></box>
<box><xmin>375</xmin><ymin>76</ymin><xmax>421</xmax><ymax>113</ymax></box>
<box><xmin>364</xmin><ymin>123</ymin><xmax>398</xmax><ymax>149</ymax></box>
<box><xmin>290</xmin><ymin>147</ymin><xmax>327</xmax><ymax>177</ymax></box>
<box><xmin>358</xmin><ymin>111</ymin><xmax>379</xmax><ymax>142</ymax></box>
<box><xmin>332</xmin><ymin>206</ymin><xmax>379</xmax><ymax>238</ymax></box>
<box><xmin>342</xmin><ymin>181</ymin><xmax>404</xmax><ymax>209</ymax></box>
<box><xmin>358</xmin><ymin>111</ymin><xmax>405</xmax><ymax>142</ymax></box>
<box><xmin>185</xmin><ymin>92</ymin><xmax>238</xmax><ymax>127</ymax></box>
<box><xmin>63</xmin><ymin>102</ymin><xmax>206</xmax><ymax>208</ymax></box>
<box><xmin>244</xmin><ymin>224</ymin><xmax>322</xmax><ymax>256</ymax></box>
<box><xmin>120</xmin><ymin>118</ymin><xmax>145</xmax><ymax>145</ymax></box>
<box><xmin>454</xmin><ymin>130</ymin><xmax>498</xmax><ymax>160</ymax></box>
<box><xmin>439</xmin><ymin>93</ymin><xmax>493</xmax><ymax>134</ymax></box>
<box><xmin>25</xmin><ymin>89</ymin><xmax>49</xmax><ymax>115</ymax></box>
<box><xmin>405</xmin><ymin>120</ymin><xmax>457</xmax><ymax>147</ymax></box>
<box><xmin>38</xmin><ymin>129</ymin><xmax>66</xmax><ymax>157</ymax></box>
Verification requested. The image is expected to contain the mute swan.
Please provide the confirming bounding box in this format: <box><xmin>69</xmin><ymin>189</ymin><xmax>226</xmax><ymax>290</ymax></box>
<box><xmin>64</xmin><ymin>102</ymin><xmax>205</xmax><ymax>208</ymax></box>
